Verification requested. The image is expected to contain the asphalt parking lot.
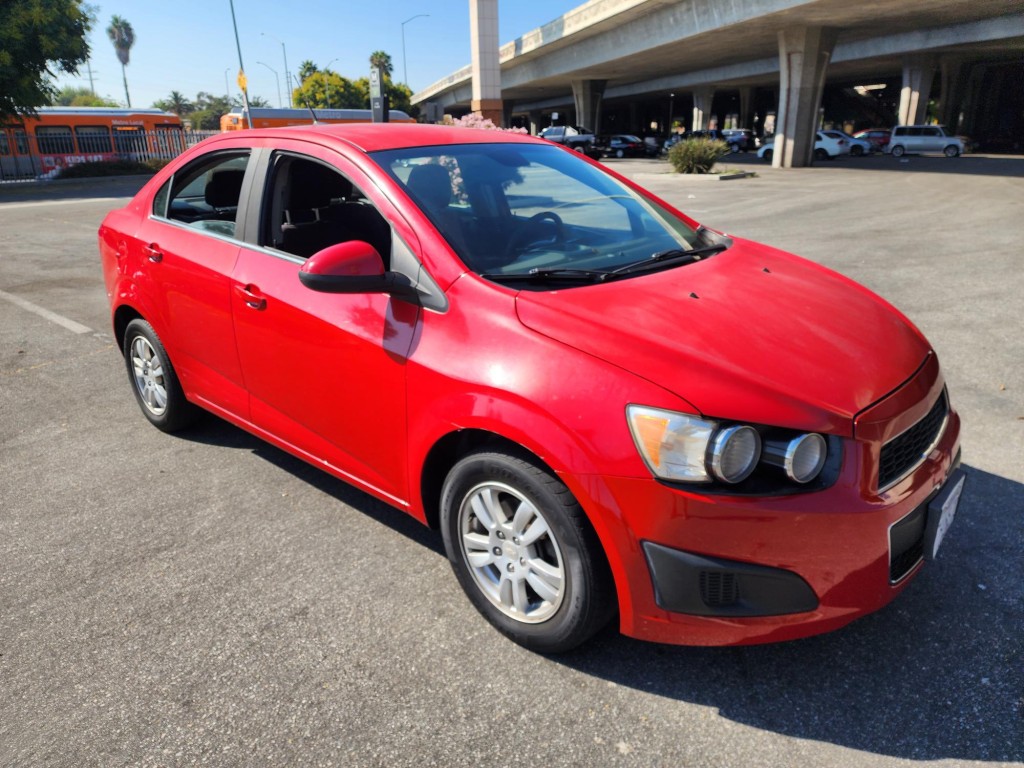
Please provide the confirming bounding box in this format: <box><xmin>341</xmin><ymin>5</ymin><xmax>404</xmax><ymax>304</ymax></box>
<box><xmin>1</xmin><ymin>153</ymin><xmax>1022</xmax><ymax>767</ymax></box>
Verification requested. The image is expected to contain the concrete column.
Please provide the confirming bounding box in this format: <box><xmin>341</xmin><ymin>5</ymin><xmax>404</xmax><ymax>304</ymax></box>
<box><xmin>691</xmin><ymin>87</ymin><xmax>713</xmax><ymax>131</ymax></box>
<box><xmin>502</xmin><ymin>101</ymin><xmax>515</xmax><ymax>129</ymax></box>
<box><xmin>738</xmin><ymin>87</ymin><xmax>754</xmax><ymax>130</ymax></box>
<box><xmin>960</xmin><ymin>64</ymin><xmax>987</xmax><ymax>136</ymax></box>
<box><xmin>898</xmin><ymin>55</ymin><xmax>936</xmax><ymax>125</ymax></box>
<box><xmin>939</xmin><ymin>57</ymin><xmax>968</xmax><ymax>132</ymax></box>
<box><xmin>774</xmin><ymin>26</ymin><xmax>838</xmax><ymax>168</ymax></box>
<box><xmin>528</xmin><ymin>110</ymin><xmax>543</xmax><ymax>135</ymax></box>
<box><xmin>571</xmin><ymin>79</ymin><xmax>607</xmax><ymax>134</ymax></box>
<box><xmin>469</xmin><ymin>0</ymin><xmax>503</xmax><ymax>125</ymax></box>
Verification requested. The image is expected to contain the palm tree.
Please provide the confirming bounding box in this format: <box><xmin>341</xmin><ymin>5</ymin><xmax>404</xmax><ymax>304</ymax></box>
<box><xmin>154</xmin><ymin>91</ymin><xmax>193</xmax><ymax>116</ymax></box>
<box><xmin>107</xmin><ymin>15</ymin><xmax>136</xmax><ymax>108</ymax></box>
<box><xmin>298</xmin><ymin>60</ymin><xmax>318</xmax><ymax>83</ymax></box>
<box><xmin>369</xmin><ymin>51</ymin><xmax>393</xmax><ymax>79</ymax></box>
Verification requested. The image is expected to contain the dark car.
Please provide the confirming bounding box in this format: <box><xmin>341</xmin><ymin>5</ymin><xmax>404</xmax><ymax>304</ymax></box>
<box><xmin>605</xmin><ymin>134</ymin><xmax>645</xmax><ymax>158</ymax></box>
<box><xmin>721</xmin><ymin>129</ymin><xmax>756</xmax><ymax>152</ymax></box>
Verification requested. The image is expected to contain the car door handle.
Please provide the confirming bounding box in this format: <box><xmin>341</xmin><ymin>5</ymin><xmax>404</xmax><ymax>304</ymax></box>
<box><xmin>235</xmin><ymin>284</ymin><xmax>267</xmax><ymax>310</ymax></box>
<box><xmin>143</xmin><ymin>243</ymin><xmax>163</xmax><ymax>263</ymax></box>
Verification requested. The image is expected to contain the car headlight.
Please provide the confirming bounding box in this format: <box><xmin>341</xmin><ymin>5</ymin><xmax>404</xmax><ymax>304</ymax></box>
<box><xmin>627</xmin><ymin>405</ymin><xmax>827</xmax><ymax>487</ymax></box>
<box><xmin>762</xmin><ymin>433</ymin><xmax>827</xmax><ymax>484</ymax></box>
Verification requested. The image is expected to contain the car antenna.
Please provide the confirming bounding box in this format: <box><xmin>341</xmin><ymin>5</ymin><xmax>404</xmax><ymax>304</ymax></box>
<box><xmin>294</xmin><ymin>74</ymin><xmax>319</xmax><ymax>124</ymax></box>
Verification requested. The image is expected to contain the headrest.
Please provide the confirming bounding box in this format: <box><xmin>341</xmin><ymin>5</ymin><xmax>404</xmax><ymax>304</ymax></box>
<box><xmin>205</xmin><ymin>169</ymin><xmax>245</xmax><ymax>208</ymax></box>
<box><xmin>406</xmin><ymin>163</ymin><xmax>453</xmax><ymax>211</ymax></box>
<box><xmin>287</xmin><ymin>161</ymin><xmax>352</xmax><ymax>210</ymax></box>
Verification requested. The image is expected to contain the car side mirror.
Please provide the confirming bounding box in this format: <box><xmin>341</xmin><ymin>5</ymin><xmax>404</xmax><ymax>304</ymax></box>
<box><xmin>299</xmin><ymin>241</ymin><xmax>419</xmax><ymax>302</ymax></box>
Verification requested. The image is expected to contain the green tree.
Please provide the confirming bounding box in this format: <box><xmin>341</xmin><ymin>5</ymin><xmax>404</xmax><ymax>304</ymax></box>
<box><xmin>106</xmin><ymin>15</ymin><xmax>135</xmax><ymax>107</ymax></box>
<box><xmin>153</xmin><ymin>90</ymin><xmax>194</xmax><ymax>116</ymax></box>
<box><xmin>186</xmin><ymin>91</ymin><xmax>237</xmax><ymax>130</ymax></box>
<box><xmin>0</xmin><ymin>0</ymin><xmax>92</xmax><ymax>122</ymax></box>
<box><xmin>297</xmin><ymin>60</ymin><xmax>318</xmax><ymax>82</ymax></box>
<box><xmin>53</xmin><ymin>85</ymin><xmax>119</xmax><ymax>107</ymax></box>
<box><xmin>293</xmin><ymin>70</ymin><xmax>362</xmax><ymax>110</ymax></box>
<box><xmin>369</xmin><ymin>51</ymin><xmax>393</xmax><ymax>78</ymax></box>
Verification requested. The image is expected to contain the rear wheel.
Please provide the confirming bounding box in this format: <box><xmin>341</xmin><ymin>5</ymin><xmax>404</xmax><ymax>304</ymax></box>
<box><xmin>123</xmin><ymin>319</ymin><xmax>199</xmax><ymax>433</ymax></box>
<box><xmin>944</xmin><ymin>145</ymin><xmax>960</xmax><ymax>157</ymax></box>
<box><xmin>440</xmin><ymin>450</ymin><xmax>614</xmax><ymax>653</ymax></box>
<box><xmin>814</xmin><ymin>148</ymin><xmax>829</xmax><ymax>161</ymax></box>
<box><xmin>891</xmin><ymin>145</ymin><xmax>906</xmax><ymax>157</ymax></box>
<box><xmin>762</xmin><ymin>148</ymin><xmax>773</xmax><ymax>162</ymax></box>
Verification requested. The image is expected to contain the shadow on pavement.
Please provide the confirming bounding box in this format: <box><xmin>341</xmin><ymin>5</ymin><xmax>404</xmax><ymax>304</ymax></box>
<box><xmin>173</xmin><ymin>417</ymin><xmax>1021</xmax><ymax>763</ymax></box>
<box><xmin>0</xmin><ymin>174</ymin><xmax>151</xmax><ymax>203</ymax></box>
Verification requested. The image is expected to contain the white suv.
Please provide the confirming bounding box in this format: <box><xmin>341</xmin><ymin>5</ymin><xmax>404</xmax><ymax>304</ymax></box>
<box><xmin>886</xmin><ymin>125</ymin><xmax>963</xmax><ymax>157</ymax></box>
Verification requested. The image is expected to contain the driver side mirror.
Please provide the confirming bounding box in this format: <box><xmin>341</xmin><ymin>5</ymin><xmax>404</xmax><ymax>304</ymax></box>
<box><xmin>299</xmin><ymin>241</ymin><xmax>419</xmax><ymax>302</ymax></box>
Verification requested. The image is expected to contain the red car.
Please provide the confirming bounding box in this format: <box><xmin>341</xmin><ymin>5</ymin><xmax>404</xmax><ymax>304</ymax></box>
<box><xmin>99</xmin><ymin>124</ymin><xmax>964</xmax><ymax>652</ymax></box>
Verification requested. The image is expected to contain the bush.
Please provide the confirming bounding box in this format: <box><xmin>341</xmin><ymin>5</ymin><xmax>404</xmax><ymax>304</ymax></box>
<box><xmin>667</xmin><ymin>138</ymin><xmax>730</xmax><ymax>174</ymax></box>
<box><xmin>55</xmin><ymin>159</ymin><xmax>161</xmax><ymax>179</ymax></box>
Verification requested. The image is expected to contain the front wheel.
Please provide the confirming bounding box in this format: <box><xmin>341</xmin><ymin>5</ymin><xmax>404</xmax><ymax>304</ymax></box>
<box><xmin>891</xmin><ymin>145</ymin><xmax>906</xmax><ymax>157</ymax></box>
<box><xmin>123</xmin><ymin>318</ymin><xmax>199</xmax><ymax>432</ymax></box>
<box><xmin>851</xmin><ymin>145</ymin><xmax>864</xmax><ymax>157</ymax></box>
<box><xmin>440</xmin><ymin>450</ymin><xmax>614</xmax><ymax>653</ymax></box>
<box><xmin>944</xmin><ymin>145</ymin><xmax>961</xmax><ymax>157</ymax></box>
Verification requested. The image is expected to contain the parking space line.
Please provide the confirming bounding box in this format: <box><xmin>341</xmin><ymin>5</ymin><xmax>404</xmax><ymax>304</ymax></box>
<box><xmin>0</xmin><ymin>289</ymin><xmax>92</xmax><ymax>334</ymax></box>
<box><xmin>0</xmin><ymin>197</ymin><xmax>128</xmax><ymax>211</ymax></box>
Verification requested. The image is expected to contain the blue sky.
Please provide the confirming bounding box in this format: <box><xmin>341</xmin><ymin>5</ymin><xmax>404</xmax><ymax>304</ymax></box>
<box><xmin>55</xmin><ymin>0</ymin><xmax>584</xmax><ymax>109</ymax></box>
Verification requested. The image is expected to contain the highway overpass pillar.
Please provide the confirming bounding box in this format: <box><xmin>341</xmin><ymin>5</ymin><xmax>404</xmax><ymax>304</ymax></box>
<box><xmin>470</xmin><ymin>0</ymin><xmax>503</xmax><ymax>125</ymax></box>
<box><xmin>774</xmin><ymin>26</ymin><xmax>838</xmax><ymax>168</ymax></box>
<box><xmin>939</xmin><ymin>58</ymin><xmax>968</xmax><ymax>132</ymax></box>
<box><xmin>739</xmin><ymin>87</ymin><xmax>754</xmax><ymax>130</ymax></box>
<box><xmin>572</xmin><ymin>79</ymin><xmax>607</xmax><ymax>134</ymax></box>
<box><xmin>529</xmin><ymin>110</ymin><xmax>543</xmax><ymax>135</ymax></box>
<box><xmin>692</xmin><ymin>87</ymin><xmax>713</xmax><ymax>131</ymax></box>
<box><xmin>899</xmin><ymin>55</ymin><xmax>936</xmax><ymax>125</ymax></box>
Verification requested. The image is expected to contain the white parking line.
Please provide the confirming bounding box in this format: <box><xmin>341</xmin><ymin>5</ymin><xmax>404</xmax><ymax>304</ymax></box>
<box><xmin>0</xmin><ymin>289</ymin><xmax>92</xmax><ymax>334</ymax></box>
<box><xmin>0</xmin><ymin>197</ymin><xmax>128</xmax><ymax>211</ymax></box>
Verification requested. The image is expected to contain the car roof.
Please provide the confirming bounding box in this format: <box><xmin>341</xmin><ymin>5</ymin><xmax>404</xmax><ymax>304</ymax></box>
<box><xmin>204</xmin><ymin>123</ymin><xmax>540</xmax><ymax>154</ymax></box>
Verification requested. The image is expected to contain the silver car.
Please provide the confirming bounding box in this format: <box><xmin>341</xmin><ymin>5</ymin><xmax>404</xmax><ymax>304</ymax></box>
<box><xmin>886</xmin><ymin>125</ymin><xmax>964</xmax><ymax>157</ymax></box>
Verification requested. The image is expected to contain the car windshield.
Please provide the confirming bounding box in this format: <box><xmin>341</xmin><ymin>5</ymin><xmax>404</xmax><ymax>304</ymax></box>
<box><xmin>372</xmin><ymin>142</ymin><xmax>709</xmax><ymax>285</ymax></box>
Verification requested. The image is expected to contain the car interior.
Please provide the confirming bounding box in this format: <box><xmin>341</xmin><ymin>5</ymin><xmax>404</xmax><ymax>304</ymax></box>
<box><xmin>263</xmin><ymin>155</ymin><xmax>392</xmax><ymax>265</ymax></box>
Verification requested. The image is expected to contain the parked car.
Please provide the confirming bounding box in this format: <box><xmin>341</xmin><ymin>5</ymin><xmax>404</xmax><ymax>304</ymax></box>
<box><xmin>100</xmin><ymin>123</ymin><xmax>963</xmax><ymax>653</ymax></box>
<box><xmin>758</xmin><ymin>131</ymin><xmax>850</xmax><ymax>161</ymax></box>
<box><xmin>821</xmin><ymin>130</ymin><xmax>872</xmax><ymax>156</ymax></box>
<box><xmin>854</xmin><ymin>128</ymin><xmax>891</xmax><ymax>151</ymax></box>
<box><xmin>661</xmin><ymin>133</ymin><xmax>684</xmax><ymax>153</ymax></box>
<box><xmin>721</xmin><ymin>128</ymin><xmax>757</xmax><ymax>152</ymax></box>
<box><xmin>605</xmin><ymin>134</ymin><xmax>646</xmax><ymax>158</ymax></box>
<box><xmin>539</xmin><ymin>125</ymin><xmax>596</xmax><ymax>152</ymax></box>
<box><xmin>885</xmin><ymin>125</ymin><xmax>964</xmax><ymax>157</ymax></box>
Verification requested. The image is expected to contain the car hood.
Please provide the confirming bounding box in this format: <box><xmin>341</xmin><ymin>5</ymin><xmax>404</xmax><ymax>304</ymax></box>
<box><xmin>514</xmin><ymin>239</ymin><xmax>930</xmax><ymax>435</ymax></box>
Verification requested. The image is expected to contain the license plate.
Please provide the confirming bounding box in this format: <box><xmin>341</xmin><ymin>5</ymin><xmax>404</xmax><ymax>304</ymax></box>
<box><xmin>924</xmin><ymin>470</ymin><xmax>965</xmax><ymax>560</ymax></box>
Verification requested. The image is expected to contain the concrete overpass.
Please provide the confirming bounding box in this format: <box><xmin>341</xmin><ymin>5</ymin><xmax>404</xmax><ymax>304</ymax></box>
<box><xmin>412</xmin><ymin>0</ymin><xmax>1024</xmax><ymax>166</ymax></box>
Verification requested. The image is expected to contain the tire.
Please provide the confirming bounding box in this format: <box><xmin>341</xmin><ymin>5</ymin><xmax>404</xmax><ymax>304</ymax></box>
<box><xmin>440</xmin><ymin>450</ymin><xmax>614</xmax><ymax>653</ymax></box>
<box><xmin>891</xmin><ymin>145</ymin><xmax>905</xmax><ymax>157</ymax></box>
<box><xmin>615</xmin><ymin>149</ymin><xmax>624</xmax><ymax>158</ymax></box>
<box><xmin>814</xmin><ymin>148</ymin><xmax>829</xmax><ymax>161</ymax></box>
<box><xmin>729</xmin><ymin>143</ymin><xmax>740</xmax><ymax>153</ymax></box>
<box><xmin>122</xmin><ymin>318</ymin><xmax>199</xmax><ymax>433</ymax></box>
<box><xmin>762</xmin><ymin>148</ymin><xmax>773</xmax><ymax>162</ymax></box>
<box><xmin>851</xmin><ymin>145</ymin><xmax>864</xmax><ymax>157</ymax></box>
<box><xmin>944</xmin><ymin>145</ymin><xmax>960</xmax><ymax>158</ymax></box>
<box><xmin>572</xmin><ymin>144</ymin><xmax>585</xmax><ymax>153</ymax></box>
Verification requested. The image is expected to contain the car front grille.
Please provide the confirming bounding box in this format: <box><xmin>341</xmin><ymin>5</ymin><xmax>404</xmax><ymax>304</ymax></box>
<box><xmin>878</xmin><ymin>391</ymin><xmax>949</xmax><ymax>491</ymax></box>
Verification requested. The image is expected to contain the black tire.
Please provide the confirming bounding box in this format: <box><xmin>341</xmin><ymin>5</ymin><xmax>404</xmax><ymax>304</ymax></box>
<box><xmin>615</xmin><ymin>149</ymin><xmax>624</xmax><ymax>158</ymax></box>
<box><xmin>851</xmin><ymin>145</ymin><xmax>864</xmax><ymax>157</ymax></box>
<box><xmin>944</xmin><ymin>145</ymin><xmax>960</xmax><ymax>157</ymax></box>
<box><xmin>729</xmin><ymin>143</ymin><xmax>740</xmax><ymax>153</ymax></box>
<box><xmin>122</xmin><ymin>318</ymin><xmax>199</xmax><ymax>433</ymax></box>
<box><xmin>891</xmin><ymin>145</ymin><xmax>905</xmax><ymax>157</ymax></box>
<box><xmin>440</xmin><ymin>450</ymin><xmax>615</xmax><ymax>653</ymax></box>
<box><xmin>762</xmin><ymin>148</ymin><xmax>773</xmax><ymax>162</ymax></box>
<box><xmin>814</xmin><ymin>148</ymin><xmax>829</xmax><ymax>161</ymax></box>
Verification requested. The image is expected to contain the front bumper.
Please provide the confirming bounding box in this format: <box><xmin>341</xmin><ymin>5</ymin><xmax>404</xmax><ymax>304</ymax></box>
<box><xmin>577</xmin><ymin>358</ymin><xmax>963</xmax><ymax>646</ymax></box>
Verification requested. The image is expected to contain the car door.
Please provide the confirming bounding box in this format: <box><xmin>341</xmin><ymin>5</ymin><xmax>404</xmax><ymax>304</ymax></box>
<box><xmin>921</xmin><ymin>126</ymin><xmax>943</xmax><ymax>152</ymax></box>
<box><xmin>134</xmin><ymin>149</ymin><xmax>254</xmax><ymax>418</ymax></box>
<box><xmin>229</xmin><ymin>144</ymin><xmax>421</xmax><ymax>505</ymax></box>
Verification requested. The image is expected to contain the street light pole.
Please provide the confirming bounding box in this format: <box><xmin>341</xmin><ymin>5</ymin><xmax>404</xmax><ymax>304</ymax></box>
<box><xmin>261</xmin><ymin>32</ymin><xmax>292</xmax><ymax>108</ymax></box>
<box><xmin>401</xmin><ymin>14</ymin><xmax>429</xmax><ymax>87</ymax></box>
<box><xmin>227</xmin><ymin>0</ymin><xmax>252</xmax><ymax>128</ymax></box>
<box><xmin>224</xmin><ymin>67</ymin><xmax>231</xmax><ymax>100</ymax></box>
<box><xmin>257</xmin><ymin>61</ymin><xmax>281</xmax><ymax>108</ymax></box>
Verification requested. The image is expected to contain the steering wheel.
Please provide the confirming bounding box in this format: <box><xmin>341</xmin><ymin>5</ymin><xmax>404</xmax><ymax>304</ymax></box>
<box><xmin>505</xmin><ymin>211</ymin><xmax>566</xmax><ymax>258</ymax></box>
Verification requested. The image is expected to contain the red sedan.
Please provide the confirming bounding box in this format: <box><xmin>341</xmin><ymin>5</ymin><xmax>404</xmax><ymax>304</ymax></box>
<box><xmin>99</xmin><ymin>124</ymin><xmax>964</xmax><ymax>652</ymax></box>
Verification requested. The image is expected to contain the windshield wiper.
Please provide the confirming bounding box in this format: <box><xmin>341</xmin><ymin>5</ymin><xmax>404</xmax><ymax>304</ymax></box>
<box><xmin>481</xmin><ymin>268</ymin><xmax>613</xmax><ymax>284</ymax></box>
<box><xmin>609</xmin><ymin>243</ymin><xmax>728</xmax><ymax>277</ymax></box>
